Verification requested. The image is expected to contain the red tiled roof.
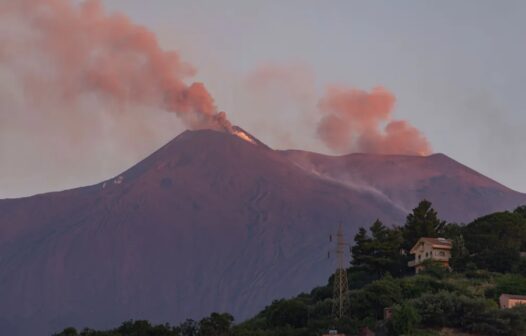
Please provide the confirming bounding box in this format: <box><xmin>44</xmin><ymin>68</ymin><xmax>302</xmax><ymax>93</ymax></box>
<box><xmin>420</xmin><ymin>237</ymin><xmax>452</xmax><ymax>247</ymax></box>
<box><xmin>409</xmin><ymin>237</ymin><xmax>452</xmax><ymax>254</ymax></box>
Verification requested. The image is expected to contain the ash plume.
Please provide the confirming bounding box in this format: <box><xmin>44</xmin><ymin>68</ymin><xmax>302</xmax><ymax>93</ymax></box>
<box><xmin>317</xmin><ymin>86</ymin><xmax>431</xmax><ymax>155</ymax></box>
<box><xmin>243</xmin><ymin>64</ymin><xmax>432</xmax><ymax>156</ymax></box>
<box><xmin>0</xmin><ymin>0</ymin><xmax>232</xmax><ymax>132</ymax></box>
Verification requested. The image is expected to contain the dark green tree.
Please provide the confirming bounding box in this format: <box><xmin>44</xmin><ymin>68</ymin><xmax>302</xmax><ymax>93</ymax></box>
<box><xmin>117</xmin><ymin>320</ymin><xmax>153</xmax><ymax>335</ymax></box>
<box><xmin>351</xmin><ymin>227</ymin><xmax>372</xmax><ymax>269</ymax></box>
<box><xmin>198</xmin><ymin>313</ymin><xmax>234</xmax><ymax>336</ymax></box>
<box><xmin>442</xmin><ymin>222</ymin><xmax>463</xmax><ymax>240</ymax></box>
<box><xmin>266</xmin><ymin>299</ymin><xmax>309</xmax><ymax>328</ymax></box>
<box><xmin>418</xmin><ymin>259</ymin><xmax>449</xmax><ymax>279</ymax></box>
<box><xmin>463</xmin><ymin>211</ymin><xmax>526</xmax><ymax>272</ymax></box>
<box><xmin>515</xmin><ymin>205</ymin><xmax>526</xmax><ymax>219</ymax></box>
<box><xmin>490</xmin><ymin>274</ymin><xmax>526</xmax><ymax>298</ymax></box>
<box><xmin>402</xmin><ymin>200</ymin><xmax>445</xmax><ymax>251</ymax></box>
<box><xmin>352</xmin><ymin>220</ymin><xmax>405</xmax><ymax>278</ymax></box>
<box><xmin>176</xmin><ymin>319</ymin><xmax>199</xmax><ymax>336</ymax></box>
<box><xmin>351</xmin><ymin>275</ymin><xmax>402</xmax><ymax>320</ymax></box>
<box><xmin>53</xmin><ymin>327</ymin><xmax>78</xmax><ymax>336</ymax></box>
<box><xmin>450</xmin><ymin>233</ymin><xmax>470</xmax><ymax>272</ymax></box>
<box><xmin>389</xmin><ymin>302</ymin><xmax>420</xmax><ymax>336</ymax></box>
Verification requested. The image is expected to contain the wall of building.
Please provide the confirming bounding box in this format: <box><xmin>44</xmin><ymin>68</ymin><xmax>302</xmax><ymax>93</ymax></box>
<box><xmin>413</xmin><ymin>242</ymin><xmax>451</xmax><ymax>265</ymax></box>
<box><xmin>508</xmin><ymin>299</ymin><xmax>526</xmax><ymax>308</ymax></box>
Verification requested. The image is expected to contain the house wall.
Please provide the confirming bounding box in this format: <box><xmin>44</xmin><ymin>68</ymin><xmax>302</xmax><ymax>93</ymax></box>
<box><xmin>413</xmin><ymin>242</ymin><xmax>451</xmax><ymax>265</ymax></box>
<box><xmin>508</xmin><ymin>299</ymin><xmax>526</xmax><ymax>308</ymax></box>
<box><xmin>499</xmin><ymin>295</ymin><xmax>526</xmax><ymax>308</ymax></box>
<box><xmin>411</xmin><ymin>240</ymin><xmax>451</xmax><ymax>273</ymax></box>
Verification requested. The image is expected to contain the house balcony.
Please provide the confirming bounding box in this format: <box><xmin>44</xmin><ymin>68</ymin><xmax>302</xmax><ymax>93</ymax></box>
<box><xmin>408</xmin><ymin>255</ymin><xmax>450</xmax><ymax>267</ymax></box>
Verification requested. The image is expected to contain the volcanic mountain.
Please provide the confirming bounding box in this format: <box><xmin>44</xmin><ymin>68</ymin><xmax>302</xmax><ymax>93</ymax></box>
<box><xmin>281</xmin><ymin>149</ymin><xmax>526</xmax><ymax>223</ymax></box>
<box><xmin>0</xmin><ymin>129</ymin><xmax>524</xmax><ymax>335</ymax></box>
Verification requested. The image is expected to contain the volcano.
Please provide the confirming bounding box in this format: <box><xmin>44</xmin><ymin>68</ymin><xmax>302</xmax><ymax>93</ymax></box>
<box><xmin>0</xmin><ymin>129</ymin><xmax>524</xmax><ymax>335</ymax></box>
<box><xmin>281</xmin><ymin>149</ymin><xmax>525</xmax><ymax>223</ymax></box>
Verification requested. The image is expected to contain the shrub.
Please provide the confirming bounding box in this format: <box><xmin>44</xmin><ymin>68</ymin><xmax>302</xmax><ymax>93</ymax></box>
<box><xmin>400</xmin><ymin>275</ymin><xmax>455</xmax><ymax>299</ymax></box>
<box><xmin>266</xmin><ymin>299</ymin><xmax>309</xmax><ymax>328</ymax></box>
<box><xmin>350</xmin><ymin>275</ymin><xmax>402</xmax><ymax>320</ymax></box>
<box><xmin>412</xmin><ymin>291</ymin><xmax>493</xmax><ymax>328</ymax></box>
<box><xmin>389</xmin><ymin>302</ymin><xmax>420</xmax><ymax>335</ymax></box>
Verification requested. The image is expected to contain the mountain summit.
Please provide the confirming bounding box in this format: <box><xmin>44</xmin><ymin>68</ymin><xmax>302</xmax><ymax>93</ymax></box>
<box><xmin>0</xmin><ymin>129</ymin><xmax>524</xmax><ymax>335</ymax></box>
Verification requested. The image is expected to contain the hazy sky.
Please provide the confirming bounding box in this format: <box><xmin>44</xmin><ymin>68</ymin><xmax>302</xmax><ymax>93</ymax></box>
<box><xmin>1</xmin><ymin>0</ymin><xmax>525</xmax><ymax>197</ymax></box>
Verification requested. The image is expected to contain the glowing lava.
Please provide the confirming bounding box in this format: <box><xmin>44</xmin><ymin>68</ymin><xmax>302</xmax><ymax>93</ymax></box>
<box><xmin>233</xmin><ymin>130</ymin><xmax>256</xmax><ymax>144</ymax></box>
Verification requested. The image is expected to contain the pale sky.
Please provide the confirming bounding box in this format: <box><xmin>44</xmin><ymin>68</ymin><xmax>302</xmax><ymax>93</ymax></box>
<box><xmin>1</xmin><ymin>0</ymin><xmax>525</xmax><ymax>197</ymax></box>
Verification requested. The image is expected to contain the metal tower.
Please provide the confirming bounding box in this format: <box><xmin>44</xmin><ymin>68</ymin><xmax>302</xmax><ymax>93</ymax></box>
<box><xmin>330</xmin><ymin>223</ymin><xmax>350</xmax><ymax>319</ymax></box>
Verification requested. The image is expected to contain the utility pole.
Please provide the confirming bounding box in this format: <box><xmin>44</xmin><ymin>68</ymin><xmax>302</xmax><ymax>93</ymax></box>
<box><xmin>330</xmin><ymin>223</ymin><xmax>350</xmax><ymax>320</ymax></box>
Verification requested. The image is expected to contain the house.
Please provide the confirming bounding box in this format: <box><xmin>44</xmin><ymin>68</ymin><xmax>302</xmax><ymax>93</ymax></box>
<box><xmin>500</xmin><ymin>294</ymin><xmax>526</xmax><ymax>309</ymax></box>
<box><xmin>407</xmin><ymin>237</ymin><xmax>452</xmax><ymax>273</ymax></box>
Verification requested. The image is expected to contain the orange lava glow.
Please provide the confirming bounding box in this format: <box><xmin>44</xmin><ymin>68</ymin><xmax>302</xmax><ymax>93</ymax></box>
<box><xmin>233</xmin><ymin>130</ymin><xmax>256</xmax><ymax>144</ymax></box>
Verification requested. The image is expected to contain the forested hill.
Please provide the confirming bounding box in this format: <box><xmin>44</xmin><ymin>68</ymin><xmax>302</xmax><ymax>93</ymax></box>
<box><xmin>53</xmin><ymin>202</ymin><xmax>526</xmax><ymax>336</ymax></box>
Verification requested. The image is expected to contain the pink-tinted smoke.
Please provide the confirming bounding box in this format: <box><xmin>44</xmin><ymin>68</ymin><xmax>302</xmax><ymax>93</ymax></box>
<box><xmin>0</xmin><ymin>0</ymin><xmax>231</xmax><ymax>131</ymax></box>
<box><xmin>317</xmin><ymin>86</ymin><xmax>431</xmax><ymax>155</ymax></box>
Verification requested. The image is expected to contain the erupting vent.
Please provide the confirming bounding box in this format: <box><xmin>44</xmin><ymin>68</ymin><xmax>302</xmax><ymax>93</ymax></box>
<box><xmin>233</xmin><ymin>129</ymin><xmax>256</xmax><ymax>144</ymax></box>
<box><xmin>230</xmin><ymin>126</ymin><xmax>259</xmax><ymax>145</ymax></box>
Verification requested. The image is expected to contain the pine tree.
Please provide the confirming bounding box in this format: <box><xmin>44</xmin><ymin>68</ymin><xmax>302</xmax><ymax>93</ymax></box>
<box><xmin>402</xmin><ymin>200</ymin><xmax>445</xmax><ymax>251</ymax></box>
<box><xmin>515</xmin><ymin>205</ymin><xmax>526</xmax><ymax>219</ymax></box>
<box><xmin>450</xmin><ymin>234</ymin><xmax>470</xmax><ymax>272</ymax></box>
<box><xmin>351</xmin><ymin>227</ymin><xmax>372</xmax><ymax>270</ymax></box>
<box><xmin>352</xmin><ymin>220</ymin><xmax>405</xmax><ymax>277</ymax></box>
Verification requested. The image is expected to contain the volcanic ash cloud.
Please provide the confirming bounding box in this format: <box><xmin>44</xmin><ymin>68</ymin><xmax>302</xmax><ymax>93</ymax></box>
<box><xmin>317</xmin><ymin>86</ymin><xmax>432</xmax><ymax>155</ymax></box>
<box><xmin>0</xmin><ymin>0</ymin><xmax>232</xmax><ymax>131</ymax></box>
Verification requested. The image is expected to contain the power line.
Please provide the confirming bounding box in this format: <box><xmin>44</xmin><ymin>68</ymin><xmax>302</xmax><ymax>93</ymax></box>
<box><xmin>329</xmin><ymin>223</ymin><xmax>350</xmax><ymax>320</ymax></box>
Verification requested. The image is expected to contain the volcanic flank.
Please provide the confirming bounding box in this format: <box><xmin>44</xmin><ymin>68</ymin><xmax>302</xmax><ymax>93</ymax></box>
<box><xmin>0</xmin><ymin>129</ymin><xmax>525</xmax><ymax>335</ymax></box>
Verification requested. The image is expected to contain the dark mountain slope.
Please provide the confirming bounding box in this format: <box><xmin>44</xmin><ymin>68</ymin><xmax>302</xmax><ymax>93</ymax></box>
<box><xmin>0</xmin><ymin>130</ymin><xmax>404</xmax><ymax>335</ymax></box>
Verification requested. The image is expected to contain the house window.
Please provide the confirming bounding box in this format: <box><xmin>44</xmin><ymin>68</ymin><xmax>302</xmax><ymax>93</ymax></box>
<box><xmin>439</xmin><ymin>251</ymin><xmax>445</xmax><ymax>257</ymax></box>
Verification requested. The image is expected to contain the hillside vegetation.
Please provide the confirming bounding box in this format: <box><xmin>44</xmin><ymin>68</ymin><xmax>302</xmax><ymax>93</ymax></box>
<box><xmin>54</xmin><ymin>202</ymin><xmax>526</xmax><ymax>336</ymax></box>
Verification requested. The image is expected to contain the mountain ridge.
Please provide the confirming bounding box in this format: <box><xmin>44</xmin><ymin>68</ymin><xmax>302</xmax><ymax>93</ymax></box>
<box><xmin>280</xmin><ymin>148</ymin><xmax>525</xmax><ymax>222</ymax></box>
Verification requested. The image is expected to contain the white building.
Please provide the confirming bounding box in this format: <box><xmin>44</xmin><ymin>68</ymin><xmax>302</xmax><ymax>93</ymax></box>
<box><xmin>408</xmin><ymin>237</ymin><xmax>452</xmax><ymax>274</ymax></box>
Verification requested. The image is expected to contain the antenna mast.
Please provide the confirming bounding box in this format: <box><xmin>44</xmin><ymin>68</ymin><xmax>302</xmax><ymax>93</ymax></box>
<box><xmin>331</xmin><ymin>223</ymin><xmax>350</xmax><ymax>319</ymax></box>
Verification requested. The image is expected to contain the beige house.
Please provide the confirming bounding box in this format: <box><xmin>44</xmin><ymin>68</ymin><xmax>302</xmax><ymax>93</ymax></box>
<box><xmin>408</xmin><ymin>237</ymin><xmax>452</xmax><ymax>273</ymax></box>
<box><xmin>500</xmin><ymin>294</ymin><xmax>526</xmax><ymax>309</ymax></box>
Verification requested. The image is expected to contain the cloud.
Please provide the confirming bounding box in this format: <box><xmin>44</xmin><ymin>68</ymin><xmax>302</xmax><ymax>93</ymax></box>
<box><xmin>317</xmin><ymin>86</ymin><xmax>431</xmax><ymax>155</ymax></box>
<box><xmin>0</xmin><ymin>0</ymin><xmax>235</xmax><ymax>132</ymax></box>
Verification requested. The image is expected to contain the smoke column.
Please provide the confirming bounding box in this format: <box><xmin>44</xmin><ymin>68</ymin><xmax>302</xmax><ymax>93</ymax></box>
<box><xmin>0</xmin><ymin>0</ymin><xmax>232</xmax><ymax>131</ymax></box>
<box><xmin>317</xmin><ymin>86</ymin><xmax>431</xmax><ymax>155</ymax></box>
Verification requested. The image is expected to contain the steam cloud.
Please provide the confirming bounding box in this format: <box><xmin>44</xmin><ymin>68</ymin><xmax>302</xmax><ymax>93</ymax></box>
<box><xmin>0</xmin><ymin>0</ymin><xmax>232</xmax><ymax>132</ymax></box>
<box><xmin>317</xmin><ymin>86</ymin><xmax>431</xmax><ymax>155</ymax></box>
